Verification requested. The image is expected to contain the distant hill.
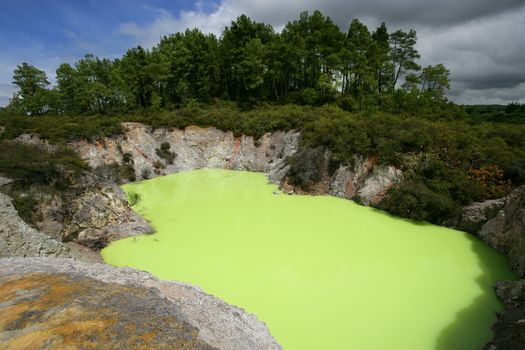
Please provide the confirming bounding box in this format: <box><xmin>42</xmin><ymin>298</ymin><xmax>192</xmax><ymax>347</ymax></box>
<box><xmin>464</xmin><ymin>103</ymin><xmax>525</xmax><ymax>123</ymax></box>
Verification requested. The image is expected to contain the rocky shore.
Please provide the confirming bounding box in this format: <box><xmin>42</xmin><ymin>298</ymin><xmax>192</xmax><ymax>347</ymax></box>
<box><xmin>1</xmin><ymin>123</ymin><xmax>524</xmax><ymax>349</ymax></box>
<box><xmin>0</xmin><ymin>258</ymin><xmax>281</xmax><ymax>350</ymax></box>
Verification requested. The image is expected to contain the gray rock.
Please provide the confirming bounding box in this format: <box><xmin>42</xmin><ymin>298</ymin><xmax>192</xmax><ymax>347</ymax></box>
<box><xmin>0</xmin><ymin>257</ymin><xmax>282</xmax><ymax>350</ymax></box>
<box><xmin>71</xmin><ymin>124</ymin><xmax>300</xmax><ymax>184</ymax></box>
<box><xmin>327</xmin><ymin>156</ymin><xmax>403</xmax><ymax>205</ymax></box>
<box><xmin>458</xmin><ymin>187</ymin><xmax>525</xmax><ymax>350</ymax></box>
<box><xmin>457</xmin><ymin>198</ymin><xmax>507</xmax><ymax>234</ymax></box>
<box><xmin>0</xmin><ymin>176</ymin><xmax>12</xmax><ymax>187</ymax></box>
<box><xmin>65</xmin><ymin>180</ymin><xmax>153</xmax><ymax>249</ymax></box>
<box><xmin>0</xmin><ymin>192</ymin><xmax>99</xmax><ymax>263</ymax></box>
<box><xmin>14</xmin><ymin>133</ymin><xmax>58</xmax><ymax>153</ymax></box>
<box><xmin>357</xmin><ymin>165</ymin><xmax>403</xmax><ymax>205</ymax></box>
<box><xmin>478</xmin><ymin>186</ymin><xmax>525</xmax><ymax>277</ymax></box>
<box><xmin>482</xmin><ymin>280</ymin><xmax>525</xmax><ymax>350</ymax></box>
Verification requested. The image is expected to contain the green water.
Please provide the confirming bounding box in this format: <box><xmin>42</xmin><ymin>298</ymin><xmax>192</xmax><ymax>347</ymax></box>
<box><xmin>102</xmin><ymin>169</ymin><xmax>515</xmax><ymax>350</ymax></box>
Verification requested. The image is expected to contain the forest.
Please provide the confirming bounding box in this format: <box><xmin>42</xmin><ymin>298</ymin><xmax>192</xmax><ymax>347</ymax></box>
<box><xmin>1</xmin><ymin>10</ymin><xmax>524</xmax><ymax>225</ymax></box>
<box><xmin>1</xmin><ymin>11</ymin><xmax>452</xmax><ymax>115</ymax></box>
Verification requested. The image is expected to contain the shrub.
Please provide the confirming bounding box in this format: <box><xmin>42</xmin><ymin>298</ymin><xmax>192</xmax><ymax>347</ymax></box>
<box><xmin>505</xmin><ymin>158</ymin><xmax>525</xmax><ymax>186</ymax></box>
<box><xmin>0</xmin><ymin>141</ymin><xmax>87</xmax><ymax>187</ymax></box>
<box><xmin>11</xmin><ymin>193</ymin><xmax>40</xmax><ymax>224</ymax></box>
<box><xmin>378</xmin><ymin>180</ymin><xmax>458</xmax><ymax>224</ymax></box>
<box><xmin>127</xmin><ymin>192</ymin><xmax>141</xmax><ymax>207</ymax></box>
<box><xmin>155</xmin><ymin>142</ymin><xmax>176</xmax><ymax>164</ymax></box>
<box><xmin>122</xmin><ymin>152</ymin><xmax>133</xmax><ymax>165</ymax></box>
<box><xmin>287</xmin><ymin>147</ymin><xmax>327</xmax><ymax>190</ymax></box>
<box><xmin>468</xmin><ymin>165</ymin><xmax>511</xmax><ymax>198</ymax></box>
<box><xmin>141</xmin><ymin>168</ymin><xmax>151</xmax><ymax>179</ymax></box>
<box><xmin>153</xmin><ymin>160</ymin><xmax>166</xmax><ymax>169</ymax></box>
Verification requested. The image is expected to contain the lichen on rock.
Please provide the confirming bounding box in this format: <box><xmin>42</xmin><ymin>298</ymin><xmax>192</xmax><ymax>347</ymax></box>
<box><xmin>0</xmin><ymin>258</ymin><xmax>282</xmax><ymax>350</ymax></box>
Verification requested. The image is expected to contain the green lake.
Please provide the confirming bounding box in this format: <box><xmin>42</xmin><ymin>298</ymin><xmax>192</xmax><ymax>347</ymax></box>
<box><xmin>101</xmin><ymin>169</ymin><xmax>515</xmax><ymax>350</ymax></box>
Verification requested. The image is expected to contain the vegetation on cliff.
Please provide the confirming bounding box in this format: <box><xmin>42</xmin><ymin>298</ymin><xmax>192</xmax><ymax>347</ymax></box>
<box><xmin>0</xmin><ymin>140</ymin><xmax>89</xmax><ymax>222</ymax></box>
<box><xmin>0</xmin><ymin>10</ymin><xmax>524</xmax><ymax>224</ymax></box>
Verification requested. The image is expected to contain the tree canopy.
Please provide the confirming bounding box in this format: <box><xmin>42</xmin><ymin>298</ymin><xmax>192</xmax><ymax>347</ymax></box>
<box><xmin>4</xmin><ymin>11</ymin><xmax>452</xmax><ymax>115</ymax></box>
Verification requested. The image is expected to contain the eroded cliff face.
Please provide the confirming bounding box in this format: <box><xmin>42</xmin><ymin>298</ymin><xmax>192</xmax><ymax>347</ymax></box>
<box><xmin>35</xmin><ymin>178</ymin><xmax>152</xmax><ymax>250</ymax></box>
<box><xmin>459</xmin><ymin>187</ymin><xmax>525</xmax><ymax>350</ymax></box>
<box><xmin>72</xmin><ymin>123</ymin><xmax>300</xmax><ymax>184</ymax></box>
<box><xmin>4</xmin><ymin>124</ymin><xmax>403</xmax><ymax>255</ymax></box>
<box><xmin>3</xmin><ymin>123</ymin><xmax>524</xmax><ymax>349</ymax></box>
<box><xmin>0</xmin><ymin>258</ymin><xmax>282</xmax><ymax>350</ymax></box>
<box><xmin>72</xmin><ymin>123</ymin><xmax>402</xmax><ymax>206</ymax></box>
<box><xmin>458</xmin><ymin>186</ymin><xmax>525</xmax><ymax>278</ymax></box>
<box><xmin>0</xmin><ymin>180</ymin><xmax>100</xmax><ymax>263</ymax></box>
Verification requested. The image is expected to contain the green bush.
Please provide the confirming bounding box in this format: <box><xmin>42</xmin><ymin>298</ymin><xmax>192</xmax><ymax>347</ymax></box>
<box><xmin>127</xmin><ymin>192</ymin><xmax>141</xmax><ymax>206</ymax></box>
<box><xmin>155</xmin><ymin>142</ymin><xmax>176</xmax><ymax>164</ymax></box>
<box><xmin>2</xmin><ymin>103</ymin><xmax>524</xmax><ymax>224</ymax></box>
<box><xmin>287</xmin><ymin>147</ymin><xmax>327</xmax><ymax>190</ymax></box>
<box><xmin>505</xmin><ymin>158</ymin><xmax>525</xmax><ymax>185</ymax></box>
<box><xmin>378</xmin><ymin>180</ymin><xmax>458</xmax><ymax>223</ymax></box>
<box><xmin>0</xmin><ymin>141</ymin><xmax>87</xmax><ymax>187</ymax></box>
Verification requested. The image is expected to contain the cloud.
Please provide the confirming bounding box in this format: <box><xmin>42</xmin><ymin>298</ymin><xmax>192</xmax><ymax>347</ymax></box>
<box><xmin>218</xmin><ymin>0</ymin><xmax>525</xmax><ymax>28</ymax></box>
<box><xmin>117</xmin><ymin>0</ymin><xmax>525</xmax><ymax>104</ymax></box>
<box><xmin>452</xmin><ymin>83</ymin><xmax>525</xmax><ymax>105</ymax></box>
<box><xmin>119</xmin><ymin>6</ymin><xmax>235</xmax><ymax>47</ymax></box>
<box><xmin>1</xmin><ymin>0</ymin><xmax>523</xmax><ymax>106</ymax></box>
<box><xmin>417</xmin><ymin>7</ymin><xmax>525</xmax><ymax>102</ymax></box>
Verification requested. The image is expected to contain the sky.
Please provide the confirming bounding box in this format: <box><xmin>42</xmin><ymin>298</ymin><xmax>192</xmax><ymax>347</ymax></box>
<box><xmin>1</xmin><ymin>0</ymin><xmax>524</xmax><ymax>106</ymax></box>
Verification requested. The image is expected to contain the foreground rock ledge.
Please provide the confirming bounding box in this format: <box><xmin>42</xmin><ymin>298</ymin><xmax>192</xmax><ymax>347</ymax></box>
<box><xmin>0</xmin><ymin>258</ymin><xmax>281</xmax><ymax>350</ymax></box>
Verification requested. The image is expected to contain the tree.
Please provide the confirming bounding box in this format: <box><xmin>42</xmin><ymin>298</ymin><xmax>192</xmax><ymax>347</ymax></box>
<box><xmin>420</xmin><ymin>64</ymin><xmax>450</xmax><ymax>100</ymax></box>
<box><xmin>157</xmin><ymin>29</ymin><xmax>220</xmax><ymax>105</ymax></box>
<box><xmin>341</xmin><ymin>19</ymin><xmax>374</xmax><ymax>97</ymax></box>
<box><xmin>282</xmin><ymin>11</ymin><xmax>343</xmax><ymax>104</ymax></box>
<box><xmin>120</xmin><ymin>46</ymin><xmax>153</xmax><ymax>108</ymax></box>
<box><xmin>11</xmin><ymin>63</ymin><xmax>50</xmax><ymax>115</ymax></box>
<box><xmin>389</xmin><ymin>29</ymin><xmax>421</xmax><ymax>89</ymax></box>
<box><xmin>371</xmin><ymin>23</ymin><xmax>392</xmax><ymax>94</ymax></box>
<box><xmin>56</xmin><ymin>63</ymin><xmax>80</xmax><ymax>113</ymax></box>
<box><xmin>220</xmin><ymin>15</ymin><xmax>273</xmax><ymax>102</ymax></box>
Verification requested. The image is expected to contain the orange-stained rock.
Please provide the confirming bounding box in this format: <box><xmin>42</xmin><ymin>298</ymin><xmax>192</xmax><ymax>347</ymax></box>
<box><xmin>0</xmin><ymin>258</ymin><xmax>282</xmax><ymax>350</ymax></box>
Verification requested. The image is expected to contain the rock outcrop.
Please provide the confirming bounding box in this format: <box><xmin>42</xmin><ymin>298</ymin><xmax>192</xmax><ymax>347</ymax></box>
<box><xmin>72</xmin><ymin>123</ymin><xmax>402</xmax><ymax>206</ymax></box>
<box><xmin>328</xmin><ymin>156</ymin><xmax>403</xmax><ymax>205</ymax></box>
<box><xmin>29</xmin><ymin>178</ymin><xmax>152</xmax><ymax>250</ymax></box>
<box><xmin>457</xmin><ymin>198</ymin><xmax>507</xmax><ymax>236</ymax></box>
<box><xmin>482</xmin><ymin>280</ymin><xmax>525</xmax><ymax>350</ymax></box>
<box><xmin>0</xmin><ymin>191</ymin><xmax>100</xmax><ymax>263</ymax></box>
<box><xmin>9</xmin><ymin>133</ymin><xmax>153</xmax><ymax>250</ymax></box>
<box><xmin>0</xmin><ymin>257</ymin><xmax>282</xmax><ymax>350</ymax></box>
<box><xmin>458</xmin><ymin>186</ymin><xmax>525</xmax><ymax>277</ymax></box>
<box><xmin>72</xmin><ymin>123</ymin><xmax>300</xmax><ymax>185</ymax></box>
<box><xmin>458</xmin><ymin>186</ymin><xmax>525</xmax><ymax>349</ymax></box>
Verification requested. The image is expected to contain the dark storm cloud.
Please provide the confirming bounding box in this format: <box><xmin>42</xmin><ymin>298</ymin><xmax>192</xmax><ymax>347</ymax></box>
<box><xmin>317</xmin><ymin>0</ymin><xmax>525</xmax><ymax>26</ymax></box>
<box><xmin>2</xmin><ymin>0</ymin><xmax>524</xmax><ymax>106</ymax></box>
<box><xmin>228</xmin><ymin>0</ymin><xmax>525</xmax><ymax>29</ymax></box>
<box><xmin>414</xmin><ymin>5</ymin><xmax>525</xmax><ymax>102</ymax></box>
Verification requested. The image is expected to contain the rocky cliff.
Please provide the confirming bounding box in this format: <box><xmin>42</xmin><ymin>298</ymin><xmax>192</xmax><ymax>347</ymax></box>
<box><xmin>0</xmin><ymin>177</ymin><xmax>100</xmax><ymax>263</ymax></box>
<box><xmin>0</xmin><ymin>258</ymin><xmax>281</xmax><ymax>350</ymax></box>
<box><xmin>459</xmin><ymin>186</ymin><xmax>525</xmax><ymax>277</ymax></box>
<box><xmin>72</xmin><ymin>123</ymin><xmax>403</xmax><ymax>206</ymax></box>
<box><xmin>1</xmin><ymin>133</ymin><xmax>152</xmax><ymax>251</ymax></box>
<box><xmin>2</xmin><ymin>123</ymin><xmax>524</xmax><ymax>349</ymax></box>
<box><xmin>34</xmin><ymin>177</ymin><xmax>152</xmax><ymax>250</ymax></box>
<box><xmin>459</xmin><ymin>187</ymin><xmax>525</xmax><ymax>350</ymax></box>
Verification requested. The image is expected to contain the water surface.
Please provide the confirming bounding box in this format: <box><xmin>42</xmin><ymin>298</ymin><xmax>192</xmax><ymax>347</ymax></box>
<box><xmin>102</xmin><ymin>169</ymin><xmax>515</xmax><ymax>350</ymax></box>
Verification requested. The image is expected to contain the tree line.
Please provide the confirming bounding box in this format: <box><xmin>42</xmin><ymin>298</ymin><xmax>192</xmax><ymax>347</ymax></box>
<box><xmin>4</xmin><ymin>10</ymin><xmax>451</xmax><ymax>116</ymax></box>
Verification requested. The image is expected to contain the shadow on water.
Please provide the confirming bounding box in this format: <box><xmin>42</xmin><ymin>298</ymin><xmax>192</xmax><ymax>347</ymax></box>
<box><xmin>434</xmin><ymin>234</ymin><xmax>517</xmax><ymax>350</ymax></box>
